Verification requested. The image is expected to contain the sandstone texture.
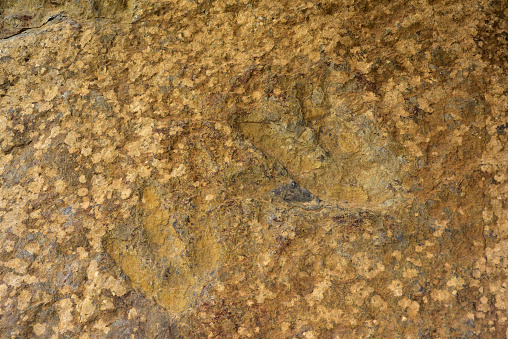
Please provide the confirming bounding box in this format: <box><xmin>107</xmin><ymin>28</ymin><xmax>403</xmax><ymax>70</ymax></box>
<box><xmin>0</xmin><ymin>0</ymin><xmax>507</xmax><ymax>337</ymax></box>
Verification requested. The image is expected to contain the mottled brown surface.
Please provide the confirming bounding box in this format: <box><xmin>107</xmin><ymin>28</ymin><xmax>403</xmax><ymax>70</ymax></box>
<box><xmin>0</xmin><ymin>0</ymin><xmax>507</xmax><ymax>338</ymax></box>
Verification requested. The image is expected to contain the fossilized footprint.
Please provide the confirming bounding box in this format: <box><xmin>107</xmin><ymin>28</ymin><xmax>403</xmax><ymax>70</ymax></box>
<box><xmin>104</xmin><ymin>186</ymin><xmax>223</xmax><ymax>313</ymax></box>
<box><xmin>235</xmin><ymin>82</ymin><xmax>407</xmax><ymax>208</ymax></box>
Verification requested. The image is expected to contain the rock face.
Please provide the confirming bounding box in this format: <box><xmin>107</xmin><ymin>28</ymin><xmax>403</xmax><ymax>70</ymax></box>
<box><xmin>0</xmin><ymin>0</ymin><xmax>507</xmax><ymax>337</ymax></box>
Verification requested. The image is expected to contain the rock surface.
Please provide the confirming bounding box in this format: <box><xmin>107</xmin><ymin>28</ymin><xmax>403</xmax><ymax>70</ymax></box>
<box><xmin>0</xmin><ymin>0</ymin><xmax>507</xmax><ymax>337</ymax></box>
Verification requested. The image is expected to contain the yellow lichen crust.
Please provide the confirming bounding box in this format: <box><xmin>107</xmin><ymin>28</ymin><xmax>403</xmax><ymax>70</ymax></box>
<box><xmin>0</xmin><ymin>0</ymin><xmax>507</xmax><ymax>337</ymax></box>
<box><xmin>0</xmin><ymin>0</ymin><xmax>132</xmax><ymax>39</ymax></box>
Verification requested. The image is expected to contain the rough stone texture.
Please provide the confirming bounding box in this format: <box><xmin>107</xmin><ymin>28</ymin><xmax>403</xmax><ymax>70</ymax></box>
<box><xmin>0</xmin><ymin>0</ymin><xmax>507</xmax><ymax>337</ymax></box>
